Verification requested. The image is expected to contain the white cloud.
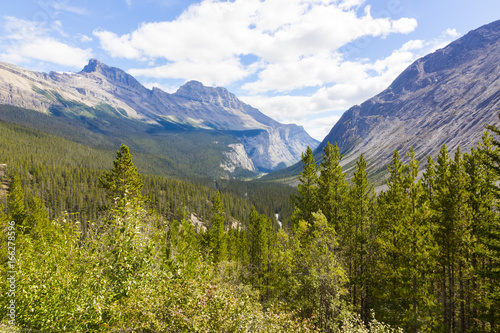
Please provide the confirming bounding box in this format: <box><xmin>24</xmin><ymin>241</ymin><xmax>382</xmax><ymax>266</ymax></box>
<box><xmin>427</xmin><ymin>28</ymin><xmax>462</xmax><ymax>51</ymax></box>
<box><xmin>79</xmin><ymin>34</ymin><xmax>93</xmax><ymax>43</ymax></box>
<box><xmin>391</xmin><ymin>17</ymin><xmax>418</xmax><ymax>34</ymax></box>
<box><xmin>0</xmin><ymin>16</ymin><xmax>92</xmax><ymax>68</ymax></box>
<box><xmin>94</xmin><ymin>30</ymin><xmax>142</xmax><ymax>59</ymax></box>
<box><xmin>445</xmin><ymin>28</ymin><xmax>460</xmax><ymax>38</ymax></box>
<box><xmin>240</xmin><ymin>35</ymin><xmax>454</xmax><ymax>140</ymax></box>
<box><xmin>1</xmin><ymin>38</ymin><xmax>92</xmax><ymax>67</ymax></box>
<box><xmin>50</xmin><ymin>3</ymin><xmax>89</xmax><ymax>15</ymax></box>
<box><xmin>303</xmin><ymin>114</ymin><xmax>343</xmax><ymax>141</ymax></box>
<box><xmin>129</xmin><ymin>57</ymin><xmax>253</xmax><ymax>86</ymax></box>
<box><xmin>94</xmin><ymin>0</ymin><xmax>418</xmax><ymax>91</ymax></box>
<box><xmin>3</xmin><ymin>16</ymin><xmax>44</xmax><ymax>40</ymax></box>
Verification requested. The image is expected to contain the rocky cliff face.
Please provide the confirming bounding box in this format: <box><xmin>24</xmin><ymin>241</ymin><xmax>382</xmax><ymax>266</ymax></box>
<box><xmin>318</xmin><ymin>19</ymin><xmax>500</xmax><ymax>175</ymax></box>
<box><xmin>0</xmin><ymin>59</ymin><xmax>318</xmax><ymax>173</ymax></box>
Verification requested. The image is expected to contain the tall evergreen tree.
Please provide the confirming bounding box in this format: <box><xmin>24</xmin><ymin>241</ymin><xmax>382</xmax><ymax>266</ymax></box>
<box><xmin>345</xmin><ymin>153</ymin><xmax>375</xmax><ymax>322</ymax></box>
<box><xmin>464</xmin><ymin>134</ymin><xmax>500</xmax><ymax>330</ymax></box>
<box><xmin>209</xmin><ymin>190</ymin><xmax>227</xmax><ymax>263</ymax></box>
<box><xmin>7</xmin><ymin>172</ymin><xmax>26</xmax><ymax>227</ymax></box>
<box><xmin>99</xmin><ymin>144</ymin><xmax>143</xmax><ymax>204</ymax></box>
<box><xmin>481</xmin><ymin>119</ymin><xmax>500</xmax><ymax>331</ymax></box>
<box><xmin>431</xmin><ymin>145</ymin><xmax>473</xmax><ymax>333</ymax></box>
<box><xmin>376</xmin><ymin>149</ymin><xmax>439</xmax><ymax>332</ymax></box>
<box><xmin>292</xmin><ymin>146</ymin><xmax>318</xmax><ymax>228</ymax></box>
<box><xmin>25</xmin><ymin>195</ymin><xmax>49</xmax><ymax>234</ymax></box>
<box><xmin>248</xmin><ymin>207</ymin><xmax>270</xmax><ymax>299</ymax></box>
<box><xmin>291</xmin><ymin>211</ymin><xmax>347</xmax><ymax>331</ymax></box>
<box><xmin>318</xmin><ymin>142</ymin><xmax>348</xmax><ymax>232</ymax></box>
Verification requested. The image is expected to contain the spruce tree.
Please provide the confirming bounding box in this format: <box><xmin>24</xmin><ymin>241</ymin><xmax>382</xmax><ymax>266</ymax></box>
<box><xmin>209</xmin><ymin>190</ymin><xmax>227</xmax><ymax>263</ymax></box>
<box><xmin>318</xmin><ymin>142</ymin><xmax>348</xmax><ymax>232</ymax></box>
<box><xmin>464</xmin><ymin>134</ymin><xmax>499</xmax><ymax>330</ymax></box>
<box><xmin>7</xmin><ymin>172</ymin><xmax>26</xmax><ymax>227</ymax></box>
<box><xmin>25</xmin><ymin>195</ymin><xmax>49</xmax><ymax>234</ymax></box>
<box><xmin>431</xmin><ymin>144</ymin><xmax>473</xmax><ymax>332</ymax></box>
<box><xmin>375</xmin><ymin>150</ymin><xmax>409</xmax><ymax>326</ymax></box>
<box><xmin>376</xmin><ymin>149</ymin><xmax>439</xmax><ymax>332</ymax></box>
<box><xmin>248</xmin><ymin>207</ymin><xmax>270</xmax><ymax>297</ymax></box>
<box><xmin>345</xmin><ymin>153</ymin><xmax>375</xmax><ymax>322</ymax></box>
<box><xmin>482</xmin><ymin>119</ymin><xmax>500</xmax><ymax>330</ymax></box>
<box><xmin>292</xmin><ymin>146</ymin><xmax>318</xmax><ymax>228</ymax></box>
<box><xmin>99</xmin><ymin>144</ymin><xmax>143</xmax><ymax>204</ymax></box>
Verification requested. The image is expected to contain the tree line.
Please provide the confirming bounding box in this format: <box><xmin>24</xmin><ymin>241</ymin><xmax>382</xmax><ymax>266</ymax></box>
<box><xmin>284</xmin><ymin>123</ymin><xmax>500</xmax><ymax>332</ymax></box>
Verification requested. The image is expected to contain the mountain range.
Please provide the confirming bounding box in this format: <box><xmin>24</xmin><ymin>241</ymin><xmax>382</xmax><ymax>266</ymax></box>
<box><xmin>0</xmin><ymin>58</ymin><xmax>317</xmax><ymax>178</ymax></box>
<box><xmin>1</xmin><ymin>20</ymin><xmax>499</xmax><ymax>184</ymax></box>
<box><xmin>312</xmin><ymin>19</ymin><xmax>500</xmax><ymax>182</ymax></box>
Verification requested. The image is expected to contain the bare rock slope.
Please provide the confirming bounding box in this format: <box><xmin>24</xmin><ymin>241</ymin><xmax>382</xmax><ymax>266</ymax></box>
<box><xmin>318</xmin><ymin>19</ymin><xmax>500</xmax><ymax>175</ymax></box>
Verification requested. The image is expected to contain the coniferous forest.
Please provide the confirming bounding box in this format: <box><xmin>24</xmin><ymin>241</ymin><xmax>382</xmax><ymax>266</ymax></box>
<box><xmin>1</xmin><ymin>115</ymin><xmax>500</xmax><ymax>332</ymax></box>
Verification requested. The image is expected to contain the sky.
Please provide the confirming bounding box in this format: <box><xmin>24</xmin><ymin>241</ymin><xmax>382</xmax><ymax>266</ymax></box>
<box><xmin>0</xmin><ymin>0</ymin><xmax>498</xmax><ymax>141</ymax></box>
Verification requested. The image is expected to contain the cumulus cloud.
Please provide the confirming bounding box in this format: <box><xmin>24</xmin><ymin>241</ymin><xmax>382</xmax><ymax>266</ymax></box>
<box><xmin>94</xmin><ymin>30</ymin><xmax>142</xmax><ymax>59</ymax></box>
<box><xmin>49</xmin><ymin>3</ymin><xmax>89</xmax><ymax>15</ymax></box>
<box><xmin>128</xmin><ymin>58</ymin><xmax>253</xmax><ymax>86</ymax></box>
<box><xmin>79</xmin><ymin>34</ymin><xmax>93</xmax><ymax>43</ymax></box>
<box><xmin>240</xmin><ymin>31</ymin><xmax>461</xmax><ymax>141</ymax></box>
<box><xmin>0</xmin><ymin>16</ymin><xmax>92</xmax><ymax>68</ymax></box>
<box><xmin>1</xmin><ymin>38</ymin><xmax>92</xmax><ymax>67</ymax></box>
<box><xmin>95</xmin><ymin>0</ymin><xmax>468</xmax><ymax>140</ymax></box>
<box><xmin>94</xmin><ymin>0</ymin><xmax>417</xmax><ymax>91</ymax></box>
<box><xmin>303</xmin><ymin>114</ymin><xmax>343</xmax><ymax>141</ymax></box>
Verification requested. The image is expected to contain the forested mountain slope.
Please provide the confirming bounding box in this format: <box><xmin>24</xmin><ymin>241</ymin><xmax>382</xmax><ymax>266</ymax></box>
<box><xmin>0</xmin><ymin>118</ymin><xmax>295</xmax><ymax>227</ymax></box>
<box><xmin>0</xmin><ymin>59</ymin><xmax>317</xmax><ymax>176</ymax></box>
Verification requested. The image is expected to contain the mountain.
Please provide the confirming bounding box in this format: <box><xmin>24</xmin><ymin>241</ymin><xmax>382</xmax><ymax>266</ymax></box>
<box><xmin>314</xmin><ymin>19</ymin><xmax>500</xmax><ymax>181</ymax></box>
<box><xmin>0</xmin><ymin>59</ymin><xmax>318</xmax><ymax>177</ymax></box>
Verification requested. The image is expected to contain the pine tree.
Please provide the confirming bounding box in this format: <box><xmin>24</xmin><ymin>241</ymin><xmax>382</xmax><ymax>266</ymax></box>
<box><xmin>237</xmin><ymin>229</ymin><xmax>249</xmax><ymax>266</ymax></box>
<box><xmin>292</xmin><ymin>146</ymin><xmax>318</xmax><ymax>228</ymax></box>
<box><xmin>375</xmin><ymin>150</ymin><xmax>409</xmax><ymax>326</ymax></box>
<box><xmin>304</xmin><ymin>211</ymin><xmax>346</xmax><ymax>331</ymax></box>
<box><xmin>345</xmin><ymin>153</ymin><xmax>375</xmax><ymax>321</ymax></box>
<box><xmin>248</xmin><ymin>207</ymin><xmax>270</xmax><ymax>298</ymax></box>
<box><xmin>99</xmin><ymin>144</ymin><xmax>143</xmax><ymax>204</ymax></box>
<box><xmin>481</xmin><ymin>119</ymin><xmax>500</xmax><ymax>331</ymax></box>
<box><xmin>25</xmin><ymin>195</ymin><xmax>49</xmax><ymax>234</ymax></box>
<box><xmin>227</xmin><ymin>228</ymin><xmax>239</xmax><ymax>262</ymax></box>
<box><xmin>7</xmin><ymin>172</ymin><xmax>26</xmax><ymax>227</ymax></box>
<box><xmin>464</xmin><ymin>134</ymin><xmax>500</xmax><ymax>330</ymax></box>
<box><xmin>431</xmin><ymin>144</ymin><xmax>473</xmax><ymax>333</ymax></box>
<box><xmin>376</xmin><ymin>149</ymin><xmax>439</xmax><ymax>332</ymax></box>
<box><xmin>318</xmin><ymin>142</ymin><xmax>348</xmax><ymax>232</ymax></box>
<box><xmin>209</xmin><ymin>190</ymin><xmax>227</xmax><ymax>263</ymax></box>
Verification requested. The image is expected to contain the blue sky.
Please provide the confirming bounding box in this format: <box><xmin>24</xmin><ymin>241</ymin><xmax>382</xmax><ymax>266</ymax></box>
<box><xmin>0</xmin><ymin>0</ymin><xmax>498</xmax><ymax>140</ymax></box>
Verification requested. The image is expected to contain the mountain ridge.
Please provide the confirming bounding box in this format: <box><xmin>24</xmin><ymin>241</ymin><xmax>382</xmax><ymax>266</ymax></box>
<box><xmin>315</xmin><ymin>19</ymin><xmax>500</xmax><ymax>178</ymax></box>
<box><xmin>0</xmin><ymin>59</ymin><xmax>318</xmax><ymax>175</ymax></box>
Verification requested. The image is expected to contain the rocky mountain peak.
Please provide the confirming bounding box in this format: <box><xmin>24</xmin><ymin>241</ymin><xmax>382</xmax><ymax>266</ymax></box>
<box><xmin>174</xmin><ymin>80</ymin><xmax>239</xmax><ymax>107</ymax></box>
<box><xmin>316</xmin><ymin>19</ymin><xmax>500</xmax><ymax>180</ymax></box>
<box><xmin>80</xmin><ymin>58</ymin><xmax>106</xmax><ymax>73</ymax></box>
<box><xmin>0</xmin><ymin>58</ymin><xmax>318</xmax><ymax>173</ymax></box>
<box><xmin>389</xmin><ymin>19</ymin><xmax>500</xmax><ymax>97</ymax></box>
<box><xmin>79</xmin><ymin>59</ymin><xmax>144</xmax><ymax>90</ymax></box>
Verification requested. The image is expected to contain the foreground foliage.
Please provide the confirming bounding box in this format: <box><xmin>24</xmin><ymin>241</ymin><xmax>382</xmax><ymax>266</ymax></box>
<box><xmin>2</xmin><ymin>115</ymin><xmax>500</xmax><ymax>332</ymax></box>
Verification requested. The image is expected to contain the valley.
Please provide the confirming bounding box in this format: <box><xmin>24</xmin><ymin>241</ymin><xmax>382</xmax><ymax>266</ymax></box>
<box><xmin>1</xmin><ymin>14</ymin><xmax>500</xmax><ymax>333</ymax></box>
